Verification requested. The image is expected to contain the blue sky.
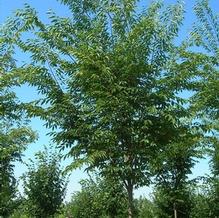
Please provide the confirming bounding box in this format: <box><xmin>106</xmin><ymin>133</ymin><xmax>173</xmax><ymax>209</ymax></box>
<box><xmin>1</xmin><ymin>0</ymin><xmax>218</xmax><ymax>201</ymax></box>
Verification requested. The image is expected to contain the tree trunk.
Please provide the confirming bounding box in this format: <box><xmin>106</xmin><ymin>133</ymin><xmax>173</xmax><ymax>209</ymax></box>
<box><xmin>174</xmin><ymin>202</ymin><xmax>177</xmax><ymax>218</ymax></box>
<box><xmin>126</xmin><ymin>180</ymin><xmax>134</xmax><ymax>218</ymax></box>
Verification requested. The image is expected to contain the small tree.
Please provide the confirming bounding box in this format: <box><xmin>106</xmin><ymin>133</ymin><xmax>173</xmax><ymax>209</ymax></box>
<box><xmin>67</xmin><ymin>175</ymin><xmax>127</xmax><ymax>218</ymax></box>
<box><xmin>23</xmin><ymin>147</ymin><xmax>68</xmax><ymax>218</ymax></box>
<box><xmin>152</xmin><ymin>135</ymin><xmax>202</xmax><ymax>218</ymax></box>
<box><xmin>136</xmin><ymin>196</ymin><xmax>157</xmax><ymax>218</ymax></box>
<box><xmin>205</xmin><ymin>141</ymin><xmax>219</xmax><ymax>218</ymax></box>
<box><xmin>190</xmin><ymin>180</ymin><xmax>216</xmax><ymax>218</ymax></box>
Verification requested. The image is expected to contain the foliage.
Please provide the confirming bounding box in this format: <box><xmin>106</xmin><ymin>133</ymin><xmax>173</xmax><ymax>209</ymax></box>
<box><xmin>135</xmin><ymin>196</ymin><xmax>157</xmax><ymax>218</ymax></box>
<box><xmin>190</xmin><ymin>178</ymin><xmax>219</xmax><ymax>218</ymax></box>
<box><xmin>192</xmin><ymin>0</ymin><xmax>219</xmax><ymax>54</ymax></box>
<box><xmin>206</xmin><ymin>140</ymin><xmax>219</xmax><ymax>217</ymax></box>
<box><xmin>9</xmin><ymin>196</ymin><xmax>29</xmax><ymax>218</ymax></box>
<box><xmin>151</xmin><ymin>134</ymin><xmax>203</xmax><ymax>218</ymax></box>
<box><xmin>153</xmin><ymin>185</ymin><xmax>194</xmax><ymax>218</ymax></box>
<box><xmin>65</xmin><ymin>175</ymin><xmax>127</xmax><ymax>218</ymax></box>
<box><xmin>22</xmin><ymin>147</ymin><xmax>68</xmax><ymax>218</ymax></box>
<box><xmin>191</xmin><ymin>0</ymin><xmax>219</xmax><ymax>121</ymax></box>
<box><xmin>0</xmin><ymin>109</ymin><xmax>35</xmax><ymax>217</ymax></box>
<box><xmin>0</xmin><ymin>23</ymin><xmax>36</xmax><ymax>217</ymax></box>
<box><xmin>191</xmin><ymin>2</ymin><xmax>219</xmax><ymax>216</ymax></box>
<box><xmin>190</xmin><ymin>191</ymin><xmax>210</xmax><ymax>218</ymax></box>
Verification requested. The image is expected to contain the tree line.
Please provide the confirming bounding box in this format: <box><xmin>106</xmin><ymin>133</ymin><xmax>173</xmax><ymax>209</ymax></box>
<box><xmin>0</xmin><ymin>0</ymin><xmax>219</xmax><ymax>217</ymax></box>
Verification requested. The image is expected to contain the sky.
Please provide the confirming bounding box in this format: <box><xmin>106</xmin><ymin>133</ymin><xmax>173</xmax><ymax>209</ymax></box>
<box><xmin>0</xmin><ymin>0</ymin><xmax>218</xmax><ymax>201</ymax></box>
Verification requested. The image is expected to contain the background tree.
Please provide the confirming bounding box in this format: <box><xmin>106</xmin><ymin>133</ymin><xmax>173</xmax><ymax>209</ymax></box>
<box><xmin>151</xmin><ymin>131</ymin><xmax>203</xmax><ymax>218</ymax></box>
<box><xmin>0</xmin><ymin>120</ymin><xmax>35</xmax><ymax>218</ymax></box>
<box><xmin>204</xmin><ymin>140</ymin><xmax>219</xmax><ymax>217</ymax></box>
<box><xmin>9</xmin><ymin>196</ymin><xmax>29</xmax><ymax>218</ymax></box>
<box><xmin>0</xmin><ymin>24</ymin><xmax>36</xmax><ymax>217</ymax></box>
<box><xmin>22</xmin><ymin>147</ymin><xmax>68</xmax><ymax>218</ymax></box>
<box><xmin>66</xmin><ymin>174</ymin><xmax>127</xmax><ymax>218</ymax></box>
<box><xmin>135</xmin><ymin>196</ymin><xmax>157</xmax><ymax>218</ymax></box>
<box><xmin>190</xmin><ymin>179</ymin><xmax>219</xmax><ymax>218</ymax></box>
<box><xmin>191</xmin><ymin>1</ymin><xmax>219</xmax><ymax>217</ymax></box>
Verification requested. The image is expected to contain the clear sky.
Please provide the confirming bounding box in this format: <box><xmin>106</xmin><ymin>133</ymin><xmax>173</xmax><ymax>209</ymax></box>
<box><xmin>1</xmin><ymin>0</ymin><xmax>218</xmax><ymax>201</ymax></box>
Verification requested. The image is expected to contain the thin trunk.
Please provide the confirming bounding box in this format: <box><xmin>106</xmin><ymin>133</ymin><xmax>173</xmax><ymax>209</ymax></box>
<box><xmin>174</xmin><ymin>202</ymin><xmax>177</xmax><ymax>218</ymax></box>
<box><xmin>126</xmin><ymin>180</ymin><xmax>134</xmax><ymax>218</ymax></box>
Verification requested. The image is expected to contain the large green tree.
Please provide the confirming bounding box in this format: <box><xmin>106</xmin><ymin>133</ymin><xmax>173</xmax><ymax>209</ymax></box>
<box><xmin>3</xmin><ymin>1</ymin><xmax>202</xmax><ymax>217</ymax></box>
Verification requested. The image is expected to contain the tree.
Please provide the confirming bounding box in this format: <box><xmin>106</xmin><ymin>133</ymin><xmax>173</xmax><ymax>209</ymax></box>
<box><xmin>22</xmin><ymin>147</ymin><xmax>68</xmax><ymax>218</ymax></box>
<box><xmin>66</xmin><ymin>174</ymin><xmax>127</xmax><ymax>218</ymax></box>
<box><xmin>191</xmin><ymin>2</ymin><xmax>219</xmax><ymax>217</ymax></box>
<box><xmin>3</xmin><ymin>1</ymin><xmax>198</xmax><ymax>217</ymax></box>
<box><xmin>154</xmin><ymin>185</ymin><xmax>193</xmax><ymax>218</ymax></box>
